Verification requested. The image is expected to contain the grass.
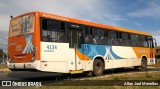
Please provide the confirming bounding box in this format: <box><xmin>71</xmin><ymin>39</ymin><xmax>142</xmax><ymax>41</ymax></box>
<box><xmin>85</xmin><ymin>71</ymin><xmax>160</xmax><ymax>80</ymax></box>
<box><xmin>0</xmin><ymin>64</ymin><xmax>7</xmax><ymax>69</ymax></box>
<box><xmin>19</xmin><ymin>72</ymin><xmax>160</xmax><ymax>89</ymax></box>
<box><xmin>151</xmin><ymin>62</ymin><xmax>160</xmax><ymax>68</ymax></box>
<box><xmin>109</xmin><ymin>72</ymin><xmax>160</xmax><ymax>80</ymax></box>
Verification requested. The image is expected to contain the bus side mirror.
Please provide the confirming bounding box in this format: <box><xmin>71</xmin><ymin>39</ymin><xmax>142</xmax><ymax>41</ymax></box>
<box><xmin>155</xmin><ymin>42</ymin><xmax>157</xmax><ymax>47</ymax></box>
<box><xmin>10</xmin><ymin>15</ymin><xmax>14</xmax><ymax>19</ymax></box>
<box><xmin>153</xmin><ymin>38</ymin><xmax>157</xmax><ymax>47</ymax></box>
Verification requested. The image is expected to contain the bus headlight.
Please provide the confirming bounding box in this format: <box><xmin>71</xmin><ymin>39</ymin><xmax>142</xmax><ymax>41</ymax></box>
<box><xmin>31</xmin><ymin>56</ymin><xmax>35</xmax><ymax>62</ymax></box>
<box><xmin>8</xmin><ymin>58</ymin><xmax>14</xmax><ymax>63</ymax></box>
<box><xmin>8</xmin><ymin>58</ymin><xmax>11</xmax><ymax>62</ymax></box>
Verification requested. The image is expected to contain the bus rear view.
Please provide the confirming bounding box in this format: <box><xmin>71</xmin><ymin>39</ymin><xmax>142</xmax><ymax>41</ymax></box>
<box><xmin>7</xmin><ymin>11</ymin><xmax>156</xmax><ymax>76</ymax></box>
<box><xmin>7</xmin><ymin>13</ymin><xmax>39</xmax><ymax>71</ymax></box>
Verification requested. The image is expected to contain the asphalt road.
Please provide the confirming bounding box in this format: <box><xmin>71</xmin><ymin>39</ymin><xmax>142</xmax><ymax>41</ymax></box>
<box><xmin>0</xmin><ymin>71</ymin><xmax>66</xmax><ymax>81</ymax></box>
<box><xmin>0</xmin><ymin>67</ymin><xmax>160</xmax><ymax>81</ymax></box>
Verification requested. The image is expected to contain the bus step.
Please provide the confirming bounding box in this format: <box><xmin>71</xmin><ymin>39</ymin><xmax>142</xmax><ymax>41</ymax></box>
<box><xmin>70</xmin><ymin>70</ymin><xmax>84</xmax><ymax>74</ymax></box>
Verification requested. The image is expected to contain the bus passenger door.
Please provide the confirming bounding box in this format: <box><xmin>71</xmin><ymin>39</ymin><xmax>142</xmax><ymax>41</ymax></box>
<box><xmin>69</xmin><ymin>29</ymin><xmax>83</xmax><ymax>70</ymax></box>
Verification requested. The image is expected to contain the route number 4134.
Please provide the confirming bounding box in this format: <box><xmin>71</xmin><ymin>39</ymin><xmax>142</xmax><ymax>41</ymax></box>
<box><xmin>46</xmin><ymin>45</ymin><xmax>57</xmax><ymax>50</ymax></box>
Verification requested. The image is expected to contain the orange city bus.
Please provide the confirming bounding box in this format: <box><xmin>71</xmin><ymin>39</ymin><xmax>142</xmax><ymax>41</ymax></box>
<box><xmin>7</xmin><ymin>11</ymin><xmax>156</xmax><ymax>76</ymax></box>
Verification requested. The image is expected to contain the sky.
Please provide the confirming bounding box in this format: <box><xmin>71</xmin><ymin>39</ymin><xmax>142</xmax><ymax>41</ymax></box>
<box><xmin>0</xmin><ymin>0</ymin><xmax>160</xmax><ymax>52</ymax></box>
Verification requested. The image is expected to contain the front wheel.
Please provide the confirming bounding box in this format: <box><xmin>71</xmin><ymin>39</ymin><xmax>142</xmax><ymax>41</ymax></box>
<box><xmin>140</xmin><ymin>58</ymin><xmax>147</xmax><ymax>70</ymax></box>
<box><xmin>93</xmin><ymin>59</ymin><xmax>104</xmax><ymax>76</ymax></box>
<box><xmin>134</xmin><ymin>58</ymin><xmax>147</xmax><ymax>71</ymax></box>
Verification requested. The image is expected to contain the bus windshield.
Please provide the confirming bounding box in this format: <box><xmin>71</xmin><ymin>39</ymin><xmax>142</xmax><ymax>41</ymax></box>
<box><xmin>9</xmin><ymin>14</ymin><xmax>35</xmax><ymax>37</ymax></box>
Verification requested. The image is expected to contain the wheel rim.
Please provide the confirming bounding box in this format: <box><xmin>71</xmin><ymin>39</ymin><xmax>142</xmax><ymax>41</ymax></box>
<box><xmin>95</xmin><ymin>63</ymin><xmax>102</xmax><ymax>73</ymax></box>
<box><xmin>141</xmin><ymin>60</ymin><xmax>146</xmax><ymax>68</ymax></box>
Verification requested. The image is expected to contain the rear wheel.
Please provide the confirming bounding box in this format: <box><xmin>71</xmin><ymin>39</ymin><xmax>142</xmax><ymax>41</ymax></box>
<box><xmin>93</xmin><ymin>59</ymin><xmax>104</xmax><ymax>76</ymax></box>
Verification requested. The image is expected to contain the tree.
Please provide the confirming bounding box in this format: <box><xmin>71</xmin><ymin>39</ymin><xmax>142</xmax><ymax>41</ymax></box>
<box><xmin>0</xmin><ymin>49</ymin><xmax>7</xmax><ymax>63</ymax></box>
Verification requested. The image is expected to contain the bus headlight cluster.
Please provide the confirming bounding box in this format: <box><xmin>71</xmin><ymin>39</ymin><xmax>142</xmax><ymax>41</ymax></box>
<box><xmin>31</xmin><ymin>56</ymin><xmax>35</xmax><ymax>62</ymax></box>
<box><xmin>9</xmin><ymin>58</ymin><xmax>14</xmax><ymax>63</ymax></box>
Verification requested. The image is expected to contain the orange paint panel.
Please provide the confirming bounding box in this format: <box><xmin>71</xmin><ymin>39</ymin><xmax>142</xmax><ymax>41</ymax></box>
<box><xmin>8</xmin><ymin>36</ymin><xmax>33</xmax><ymax>63</ymax></box>
<box><xmin>132</xmin><ymin>47</ymin><xmax>151</xmax><ymax>59</ymax></box>
<box><xmin>34</xmin><ymin>12</ymin><xmax>41</xmax><ymax>60</ymax></box>
<box><xmin>75</xmin><ymin>49</ymin><xmax>91</xmax><ymax>60</ymax></box>
<box><xmin>114</xmin><ymin>27</ymin><xmax>151</xmax><ymax>36</ymax></box>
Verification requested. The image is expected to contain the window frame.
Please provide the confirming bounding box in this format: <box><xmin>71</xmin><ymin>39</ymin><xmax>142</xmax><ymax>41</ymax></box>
<box><xmin>40</xmin><ymin>17</ymin><xmax>67</xmax><ymax>43</ymax></box>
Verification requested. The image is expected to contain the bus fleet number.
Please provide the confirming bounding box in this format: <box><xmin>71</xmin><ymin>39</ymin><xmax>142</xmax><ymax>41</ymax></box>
<box><xmin>46</xmin><ymin>45</ymin><xmax>57</xmax><ymax>50</ymax></box>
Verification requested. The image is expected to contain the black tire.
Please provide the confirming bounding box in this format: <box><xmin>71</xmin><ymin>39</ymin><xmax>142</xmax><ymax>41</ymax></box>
<box><xmin>93</xmin><ymin>59</ymin><xmax>104</xmax><ymax>76</ymax></box>
<box><xmin>134</xmin><ymin>66</ymin><xmax>139</xmax><ymax>70</ymax></box>
<box><xmin>9</xmin><ymin>69</ymin><xmax>15</xmax><ymax>71</ymax></box>
<box><xmin>83</xmin><ymin>71</ymin><xmax>92</xmax><ymax>76</ymax></box>
<box><xmin>134</xmin><ymin>58</ymin><xmax>147</xmax><ymax>71</ymax></box>
<box><xmin>140</xmin><ymin>58</ymin><xmax>147</xmax><ymax>70</ymax></box>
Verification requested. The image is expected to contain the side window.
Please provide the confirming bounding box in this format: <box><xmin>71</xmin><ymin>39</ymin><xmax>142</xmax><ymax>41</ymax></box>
<box><xmin>89</xmin><ymin>27</ymin><xmax>105</xmax><ymax>44</ymax></box>
<box><xmin>119</xmin><ymin>32</ymin><xmax>131</xmax><ymax>46</ymax></box>
<box><xmin>139</xmin><ymin>35</ymin><xmax>148</xmax><ymax>47</ymax></box>
<box><xmin>108</xmin><ymin>30</ymin><xmax>120</xmax><ymax>45</ymax></box>
<box><xmin>84</xmin><ymin>26</ymin><xmax>92</xmax><ymax>44</ymax></box>
<box><xmin>84</xmin><ymin>27</ymin><xmax>106</xmax><ymax>45</ymax></box>
<box><xmin>109</xmin><ymin>30</ymin><xmax>117</xmax><ymax>38</ymax></box>
<box><xmin>130</xmin><ymin>34</ymin><xmax>140</xmax><ymax>46</ymax></box>
<box><xmin>47</xmin><ymin>20</ymin><xmax>61</xmax><ymax>31</ymax></box>
<box><xmin>41</xmin><ymin>18</ymin><xmax>67</xmax><ymax>43</ymax></box>
<box><xmin>97</xmin><ymin>29</ymin><xmax>105</xmax><ymax>44</ymax></box>
<box><xmin>91</xmin><ymin>27</ymin><xmax>97</xmax><ymax>37</ymax></box>
<box><xmin>90</xmin><ymin>27</ymin><xmax>98</xmax><ymax>44</ymax></box>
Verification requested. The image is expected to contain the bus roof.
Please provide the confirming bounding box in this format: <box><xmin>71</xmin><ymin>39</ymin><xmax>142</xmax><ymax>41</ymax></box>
<box><xmin>13</xmin><ymin>11</ymin><xmax>152</xmax><ymax>36</ymax></box>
